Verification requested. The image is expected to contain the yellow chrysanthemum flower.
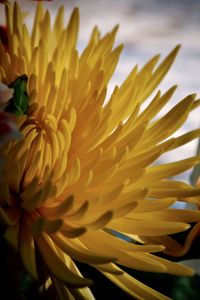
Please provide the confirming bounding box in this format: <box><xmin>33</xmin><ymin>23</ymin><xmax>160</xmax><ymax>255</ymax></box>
<box><xmin>143</xmin><ymin>177</ymin><xmax>200</xmax><ymax>260</ymax></box>
<box><xmin>1</xmin><ymin>3</ymin><xmax>200</xmax><ymax>300</ymax></box>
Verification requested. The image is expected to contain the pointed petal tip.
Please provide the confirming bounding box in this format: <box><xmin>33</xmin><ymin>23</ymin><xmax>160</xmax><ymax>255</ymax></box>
<box><xmin>184</xmin><ymin>223</ymin><xmax>191</xmax><ymax>231</ymax></box>
<box><xmin>113</xmin><ymin>24</ymin><xmax>119</xmax><ymax>33</ymax></box>
<box><xmin>72</xmin><ymin>7</ymin><xmax>80</xmax><ymax>18</ymax></box>
<box><xmin>171</xmin><ymin>84</ymin><xmax>178</xmax><ymax>91</ymax></box>
<box><xmin>175</xmin><ymin>44</ymin><xmax>181</xmax><ymax>50</ymax></box>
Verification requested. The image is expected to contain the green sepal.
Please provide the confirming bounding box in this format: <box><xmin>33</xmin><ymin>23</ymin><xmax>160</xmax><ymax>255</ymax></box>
<box><xmin>5</xmin><ymin>74</ymin><xmax>29</xmax><ymax>116</ymax></box>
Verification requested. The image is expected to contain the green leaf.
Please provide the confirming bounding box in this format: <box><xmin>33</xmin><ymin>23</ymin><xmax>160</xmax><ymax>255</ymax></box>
<box><xmin>5</xmin><ymin>74</ymin><xmax>29</xmax><ymax>116</ymax></box>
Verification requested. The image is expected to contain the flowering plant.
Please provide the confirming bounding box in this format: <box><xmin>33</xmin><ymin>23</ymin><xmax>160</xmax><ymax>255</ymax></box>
<box><xmin>0</xmin><ymin>2</ymin><xmax>200</xmax><ymax>300</ymax></box>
